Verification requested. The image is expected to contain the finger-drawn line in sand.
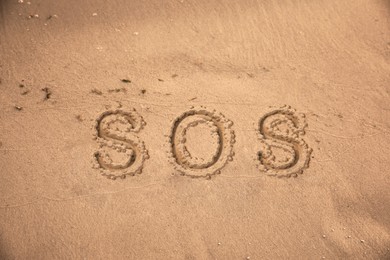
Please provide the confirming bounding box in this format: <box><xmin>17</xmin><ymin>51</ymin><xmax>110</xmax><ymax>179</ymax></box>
<box><xmin>168</xmin><ymin>106</ymin><xmax>235</xmax><ymax>178</ymax></box>
<box><xmin>257</xmin><ymin>105</ymin><xmax>312</xmax><ymax>178</ymax></box>
<box><xmin>92</xmin><ymin>109</ymin><xmax>149</xmax><ymax>180</ymax></box>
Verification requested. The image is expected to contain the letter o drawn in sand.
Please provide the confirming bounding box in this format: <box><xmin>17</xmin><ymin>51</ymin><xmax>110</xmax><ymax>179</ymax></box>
<box><xmin>92</xmin><ymin>109</ymin><xmax>149</xmax><ymax>180</ymax></box>
<box><xmin>168</xmin><ymin>107</ymin><xmax>235</xmax><ymax>177</ymax></box>
<box><xmin>257</xmin><ymin>106</ymin><xmax>312</xmax><ymax>178</ymax></box>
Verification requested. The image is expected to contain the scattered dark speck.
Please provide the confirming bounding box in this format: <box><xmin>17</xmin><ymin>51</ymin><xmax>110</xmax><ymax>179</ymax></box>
<box><xmin>75</xmin><ymin>115</ymin><xmax>83</xmax><ymax>122</ymax></box>
<box><xmin>311</xmin><ymin>113</ymin><xmax>319</xmax><ymax>118</ymax></box>
<box><xmin>19</xmin><ymin>84</ymin><xmax>25</xmax><ymax>88</ymax></box>
<box><xmin>21</xmin><ymin>90</ymin><xmax>30</xmax><ymax>95</ymax></box>
<box><xmin>262</xmin><ymin>67</ymin><xmax>270</xmax><ymax>72</ymax></box>
<box><xmin>91</xmin><ymin>88</ymin><xmax>103</xmax><ymax>95</ymax></box>
<box><xmin>171</xmin><ymin>74</ymin><xmax>178</xmax><ymax>78</ymax></box>
<box><xmin>121</xmin><ymin>79</ymin><xmax>131</xmax><ymax>83</ymax></box>
<box><xmin>108</xmin><ymin>87</ymin><xmax>127</xmax><ymax>93</ymax></box>
<box><xmin>189</xmin><ymin>97</ymin><xmax>197</xmax><ymax>101</ymax></box>
<box><xmin>337</xmin><ymin>114</ymin><xmax>343</xmax><ymax>118</ymax></box>
<box><xmin>158</xmin><ymin>78</ymin><xmax>164</xmax><ymax>82</ymax></box>
<box><xmin>42</xmin><ymin>87</ymin><xmax>52</xmax><ymax>100</ymax></box>
<box><xmin>141</xmin><ymin>89</ymin><xmax>146</xmax><ymax>94</ymax></box>
<box><xmin>246</xmin><ymin>72</ymin><xmax>254</xmax><ymax>78</ymax></box>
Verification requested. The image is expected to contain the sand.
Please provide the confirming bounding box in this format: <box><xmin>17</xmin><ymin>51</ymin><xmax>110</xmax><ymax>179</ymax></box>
<box><xmin>0</xmin><ymin>0</ymin><xmax>389</xmax><ymax>259</ymax></box>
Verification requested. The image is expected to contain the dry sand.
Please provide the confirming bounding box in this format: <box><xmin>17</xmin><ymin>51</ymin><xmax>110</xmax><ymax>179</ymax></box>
<box><xmin>0</xmin><ymin>0</ymin><xmax>390</xmax><ymax>259</ymax></box>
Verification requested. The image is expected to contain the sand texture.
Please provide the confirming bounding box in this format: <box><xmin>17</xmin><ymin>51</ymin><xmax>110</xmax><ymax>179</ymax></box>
<box><xmin>0</xmin><ymin>0</ymin><xmax>390</xmax><ymax>259</ymax></box>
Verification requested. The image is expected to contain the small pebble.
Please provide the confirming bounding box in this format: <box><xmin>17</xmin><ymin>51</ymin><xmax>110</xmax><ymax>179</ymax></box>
<box><xmin>121</xmin><ymin>79</ymin><xmax>131</xmax><ymax>83</ymax></box>
<box><xmin>92</xmin><ymin>13</ymin><xmax>98</xmax><ymax>16</ymax></box>
<box><xmin>322</xmin><ymin>235</ymin><xmax>326</xmax><ymax>238</ymax></box>
<box><xmin>360</xmin><ymin>240</ymin><xmax>365</xmax><ymax>243</ymax></box>
<box><xmin>27</xmin><ymin>14</ymin><xmax>39</xmax><ymax>19</ymax></box>
<box><xmin>133</xmin><ymin>31</ymin><xmax>139</xmax><ymax>35</ymax></box>
<box><xmin>47</xmin><ymin>14</ymin><xmax>58</xmax><ymax>20</ymax></box>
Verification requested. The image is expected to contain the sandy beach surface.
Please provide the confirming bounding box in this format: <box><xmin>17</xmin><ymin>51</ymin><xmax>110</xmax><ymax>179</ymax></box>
<box><xmin>0</xmin><ymin>0</ymin><xmax>389</xmax><ymax>259</ymax></box>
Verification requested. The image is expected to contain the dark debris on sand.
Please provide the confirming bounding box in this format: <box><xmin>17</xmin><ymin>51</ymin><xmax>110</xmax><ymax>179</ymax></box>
<box><xmin>108</xmin><ymin>87</ymin><xmax>127</xmax><ymax>93</ymax></box>
<box><xmin>91</xmin><ymin>88</ymin><xmax>103</xmax><ymax>95</ymax></box>
<box><xmin>121</xmin><ymin>79</ymin><xmax>131</xmax><ymax>83</ymax></box>
<box><xmin>42</xmin><ymin>87</ymin><xmax>52</xmax><ymax>100</ymax></box>
<box><xmin>75</xmin><ymin>115</ymin><xmax>83</xmax><ymax>122</ymax></box>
